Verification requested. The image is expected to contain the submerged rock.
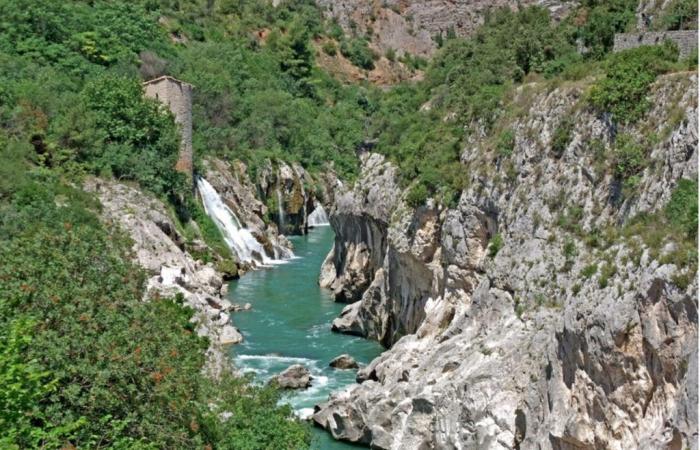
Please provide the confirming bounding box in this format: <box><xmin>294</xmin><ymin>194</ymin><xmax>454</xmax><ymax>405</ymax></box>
<box><xmin>329</xmin><ymin>354</ymin><xmax>359</xmax><ymax>370</ymax></box>
<box><xmin>271</xmin><ymin>364</ymin><xmax>313</xmax><ymax>389</ymax></box>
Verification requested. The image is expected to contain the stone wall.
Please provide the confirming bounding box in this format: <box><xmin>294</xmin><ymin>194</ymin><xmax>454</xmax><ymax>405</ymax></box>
<box><xmin>143</xmin><ymin>76</ymin><xmax>193</xmax><ymax>179</ymax></box>
<box><xmin>613</xmin><ymin>30</ymin><xmax>698</xmax><ymax>59</ymax></box>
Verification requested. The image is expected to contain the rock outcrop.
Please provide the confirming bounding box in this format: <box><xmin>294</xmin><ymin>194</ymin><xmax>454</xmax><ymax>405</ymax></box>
<box><xmin>320</xmin><ymin>152</ymin><xmax>401</xmax><ymax>305</ymax></box>
<box><xmin>272</xmin><ymin>364</ymin><xmax>313</xmax><ymax>389</ymax></box>
<box><xmin>330</xmin><ymin>354</ymin><xmax>360</xmax><ymax>370</ymax></box>
<box><xmin>203</xmin><ymin>158</ymin><xmax>294</xmax><ymax>260</ymax></box>
<box><xmin>84</xmin><ymin>178</ymin><xmax>241</xmax><ymax>378</ymax></box>
<box><xmin>314</xmin><ymin>73</ymin><xmax>698</xmax><ymax>449</ymax></box>
<box><xmin>316</xmin><ymin>0</ymin><xmax>577</xmax><ymax>59</ymax></box>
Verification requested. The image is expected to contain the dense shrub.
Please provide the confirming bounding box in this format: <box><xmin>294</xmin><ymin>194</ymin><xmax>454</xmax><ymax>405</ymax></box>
<box><xmin>574</xmin><ymin>0</ymin><xmax>638</xmax><ymax>58</ymax></box>
<box><xmin>666</xmin><ymin>179</ymin><xmax>698</xmax><ymax>238</ymax></box>
<box><xmin>340</xmin><ymin>37</ymin><xmax>376</xmax><ymax>70</ymax></box>
<box><xmin>0</xmin><ymin>173</ymin><xmax>310</xmax><ymax>449</ymax></box>
<box><xmin>79</xmin><ymin>74</ymin><xmax>187</xmax><ymax>198</ymax></box>
<box><xmin>589</xmin><ymin>43</ymin><xmax>678</xmax><ymax>123</ymax></box>
<box><xmin>551</xmin><ymin>116</ymin><xmax>575</xmax><ymax>157</ymax></box>
<box><xmin>655</xmin><ymin>0</ymin><xmax>698</xmax><ymax>31</ymax></box>
<box><xmin>406</xmin><ymin>183</ymin><xmax>429</xmax><ymax>207</ymax></box>
<box><xmin>612</xmin><ymin>134</ymin><xmax>646</xmax><ymax>179</ymax></box>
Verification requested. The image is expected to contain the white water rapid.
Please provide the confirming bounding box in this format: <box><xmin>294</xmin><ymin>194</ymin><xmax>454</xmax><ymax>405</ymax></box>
<box><xmin>197</xmin><ymin>178</ymin><xmax>288</xmax><ymax>266</ymax></box>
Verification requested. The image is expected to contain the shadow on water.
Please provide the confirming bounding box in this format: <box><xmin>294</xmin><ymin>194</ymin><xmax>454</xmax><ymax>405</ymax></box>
<box><xmin>227</xmin><ymin>226</ymin><xmax>383</xmax><ymax>449</ymax></box>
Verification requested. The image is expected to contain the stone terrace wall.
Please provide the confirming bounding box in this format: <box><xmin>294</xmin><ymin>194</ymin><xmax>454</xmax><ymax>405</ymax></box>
<box><xmin>613</xmin><ymin>30</ymin><xmax>698</xmax><ymax>59</ymax></box>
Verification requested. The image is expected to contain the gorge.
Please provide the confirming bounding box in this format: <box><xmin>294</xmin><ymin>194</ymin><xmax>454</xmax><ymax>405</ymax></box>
<box><xmin>0</xmin><ymin>0</ymin><xmax>697</xmax><ymax>449</ymax></box>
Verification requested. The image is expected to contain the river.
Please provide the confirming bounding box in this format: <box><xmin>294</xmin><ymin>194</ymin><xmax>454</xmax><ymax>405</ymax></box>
<box><xmin>227</xmin><ymin>226</ymin><xmax>382</xmax><ymax>449</ymax></box>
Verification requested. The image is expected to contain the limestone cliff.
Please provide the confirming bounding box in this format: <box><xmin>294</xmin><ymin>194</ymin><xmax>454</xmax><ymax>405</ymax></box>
<box><xmin>84</xmin><ymin>179</ymin><xmax>242</xmax><ymax>378</ymax></box>
<box><xmin>316</xmin><ymin>0</ymin><xmax>577</xmax><ymax>59</ymax></box>
<box><xmin>314</xmin><ymin>73</ymin><xmax>698</xmax><ymax>449</ymax></box>
<box><xmin>202</xmin><ymin>158</ymin><xmax>295</xmax><ymax>260</ymax></box>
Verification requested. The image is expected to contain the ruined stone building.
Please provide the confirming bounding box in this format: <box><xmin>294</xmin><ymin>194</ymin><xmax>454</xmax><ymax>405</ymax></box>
<box><xmin>143</xmin><ymin>75</ymin><xmax>193</xmax><ymax>180</ymax></box>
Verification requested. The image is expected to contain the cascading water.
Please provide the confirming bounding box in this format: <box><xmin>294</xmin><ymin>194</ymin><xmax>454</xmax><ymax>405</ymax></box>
<box><xmin>275</xmin><ymin>186</ymin><xmax>285</xmax><ymax>232</ymax></box>
<box><xmin>308</xmin><ymin>202</ymin><xmax>330</xmax><ymax>227</ymax></box>
<box><xmin>197</xmin><ymin>178</ymin><xmax>287</xmax><ymax>266</ymax></box>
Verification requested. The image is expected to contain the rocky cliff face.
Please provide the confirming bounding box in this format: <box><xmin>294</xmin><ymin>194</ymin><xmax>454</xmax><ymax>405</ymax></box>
<box><xmin>314</xmin><ymin>73</ymin><xmax>698</xmax><ymax>449</ymax></box>
<box><xmin>316</xmin><ymin>0</ymin><xmax>577</xmax><ymax>58</ymax></box>
<box><xmin>203</xmin><ymin>158</ymin><xmax>295</xmax><ymax>259</ymax></box>
<box><xmin>84</xmin><ymin>179</ymin><xmax>242</xmax><ymax>378</ymax></box>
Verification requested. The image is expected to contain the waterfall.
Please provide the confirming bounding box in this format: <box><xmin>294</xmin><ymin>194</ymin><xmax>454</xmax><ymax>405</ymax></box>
<box><xmin>275</xmin><ymin>186</ymin><xmax>285</xmax><ymax>231</ymax></box>
<box><xmin>308</xmin><ymin>202</ymin><xmax>330</xmax><ymax>227</ymax></box>
<box><xmin>197</xmin><ymin>178</ymin><xmax>286</xmax><ymax>266</ymax></box>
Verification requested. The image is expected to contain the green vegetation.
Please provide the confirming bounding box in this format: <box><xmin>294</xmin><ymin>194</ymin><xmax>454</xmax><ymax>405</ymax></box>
<box><xmin>655</xmin><ymin>0</ymin><xmax>699</xmax><ymax>31</ymax></box>
<box><xmin>551</xmin><ymin>116</ymin><xmax>575</xmax><ymax>157</ymax></box>
<box><xmin>666</xmin><ymin>179</ymin><xmax>698</xmax><ymax>238</ymax></box>
<box><xmin>340</xmin><ymin>37</ymin><xmax>376</xmax><ymax>70</ymax></box>
<box><xmin>589</xmin><ymin>43</ymin><xmax>678</xmax><ymax>123</ymax></box>
<box><xmin>573</xmin><ymin>0</ymin><xmax>637</xmax><ymax>58</ymax></box>
<box><xmin>368</xmin><ymin>3</ymin><xmax>648</xmax><ymax>203</ymax></box>
<box><xmin>0</xmin><ymin>0</ymin><xmax>697</xmax><ymax>446</ymax></box>
<box><xmin>0</xmin><ymin>161</ymin><xmax>309</xmax><ymax>448</ymax></box>
<box><xmin>612</xmin><ymin>134</ymin><xmax>646</xmax><ymax>179</ymax></box>
<box><xmin>488</xmin><ymin>234</ymin><xmax>504</xmax><ymax>257</ymax></box>
<box><xmin>581</xmin><ymin>263</ymin><xmax>598</xmax><ymax>279</ymax></box>
<box><xmin>496</xmin><ymin>130</ymin><xmax>516</xmax><ymax>158</ymax></box>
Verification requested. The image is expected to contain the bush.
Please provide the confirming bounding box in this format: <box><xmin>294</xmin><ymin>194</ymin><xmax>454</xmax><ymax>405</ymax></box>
<box><xmin>574</xmin><ymin>0</ymin><xmax>638</xmax><ymax>58</ymax></box>
<box><xmin>551</xmin><ymin>116</ymin><xmax>574</xmax><ymax>157</ymax></box>
<box><xmin>0</xmin><ymin>176</ymin><xmax>310</xmax><ymax>449</ymax></box>
<box><xmin>666</xmin><ymin>179</ymin><xmax>698</xmax><ymax>238</ymax></box>
<box><xmin>655</xmin><ymin>0</ymin><xmax>698</xmax><ymax>31</ymax></box>
<box><xmin>613</xmin><ymin>134</ymin><xmax>647</xmax><ymax>179</ymax></box>
<box><xmin>581</xmin><ymin>263</ymin><xmax>598</xmax><ymax>279</ymax></box>
<box><xmin>406</xmin><ymin>182</ymin><xmax>429</xmax><ymax>207</ymax></box>
<box><xmin>340</xmin><ymin>37</ymin><xmax>375</xmax><ymax>70</ymax></box>
<box><xmin>79</xmin><ymin>74</ymin><xmax>188</xmax><ymax>199</ymax></box>
<box><xmin>322</xmin><ymin>40</ymin><xmax>337</xmax><ymax>56</ymax></box>
<box><xmin>488</xmin><ymin>233</ymin><xmax>504</xmax><ymax>257</ymax></box>
<box><xmin>496</xmin><ymin>130</ymin><xmax>515</xmax><ymax>157</ymax></box>
<box><xmin>589</xmin><ymin>43</ymin><xmax>678</xmax><ymax>123</ymax></box>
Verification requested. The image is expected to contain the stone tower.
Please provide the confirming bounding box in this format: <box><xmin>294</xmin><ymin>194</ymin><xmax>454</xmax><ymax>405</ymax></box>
<box><xmin>143</xmin><ymin>75</ymin><xmax>194</xmax><ymax>180</ymax></box>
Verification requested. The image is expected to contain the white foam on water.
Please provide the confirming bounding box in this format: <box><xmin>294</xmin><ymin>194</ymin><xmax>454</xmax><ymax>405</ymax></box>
<box><xmin>296</xmin><ymin>408</ymin><xmax>315</xmax><ymax>420</ymax></box>
<box><xmin>197</xmin><ymin>178</ymin><xmax>292</xmax><ymax>266</ymax></box>
<box><xmin>308</xmin><ymin>202</ymin><xmax>330</xmax><ymax>227</ymax></box>
<box><xmin>235</xmin><ymin>354</ymin><xmax>315</xmax><ymax>365</ymax></box>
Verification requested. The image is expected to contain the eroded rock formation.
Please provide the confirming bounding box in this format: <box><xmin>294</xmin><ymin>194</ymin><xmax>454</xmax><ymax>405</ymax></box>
<box><xmin>314</xmin><ymin>73</ymin><xmax>698</xmax><ymax>449</ymax></box>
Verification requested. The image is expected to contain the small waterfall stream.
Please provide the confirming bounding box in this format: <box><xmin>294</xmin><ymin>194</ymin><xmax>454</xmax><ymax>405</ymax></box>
<box><xmin>308</xmin><ymin>202</ymin><xmax>330</xmax><ymax>227</ymax></box>
<box><xmin>275</xmin><ymin>186</ymin><xmax>285</xmax><ymax>231</ymax></box>
<box><xmin>197</xmin><ymin>178</ymin><xmax>288</xmax><ymax>266</ymax></box>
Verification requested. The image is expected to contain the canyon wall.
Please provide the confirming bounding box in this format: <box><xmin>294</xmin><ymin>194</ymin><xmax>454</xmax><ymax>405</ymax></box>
<box><xmin>314</xmin><ymin>72</ymin><xmax>698</xmax><ymax>449</ymax></box>
<box><xmin>315</xmin><ymin>0</ymin><xmax>577</xmax><ymax>58</ymax></box>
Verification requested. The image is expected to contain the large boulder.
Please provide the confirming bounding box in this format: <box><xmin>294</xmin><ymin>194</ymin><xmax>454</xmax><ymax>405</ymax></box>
<box><xmin>219</xmin><ymin>325</ymin><xmax>243</xmax><ymax>345</ymax></box>
<box><xmin>271</xmin><ymin>364</ymin><xmax>313</xmax><ymax>389</ymax></box>
<box><xmin>329</xmin><ymin>354</ymin><xmax>359</xmax><ymax>370</ymax></box>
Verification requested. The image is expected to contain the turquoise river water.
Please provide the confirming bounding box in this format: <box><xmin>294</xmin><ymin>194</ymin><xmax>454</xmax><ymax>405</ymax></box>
<box><xmin>227</xmin><ymin>226</ymin><xmax>383</xmax><ymax>449</ymax></box>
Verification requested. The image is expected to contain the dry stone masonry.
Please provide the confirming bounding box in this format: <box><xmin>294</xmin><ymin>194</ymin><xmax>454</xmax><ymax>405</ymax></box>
<box><xmin>613</xmin><ymin>30</ymin><xmax>698</xmax><ymax>59</ymax></box>
<box><xmin>143</xmin><ymin>75</ymin><xmax>194</xmax><ymax>180</ymax></box>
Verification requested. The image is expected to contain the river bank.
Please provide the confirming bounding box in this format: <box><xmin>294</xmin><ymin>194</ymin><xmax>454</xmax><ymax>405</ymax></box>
<box><xmin>226</xmin><ymin>226</ymin><xmax>382</xmax><ymax>449</ymax></box>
